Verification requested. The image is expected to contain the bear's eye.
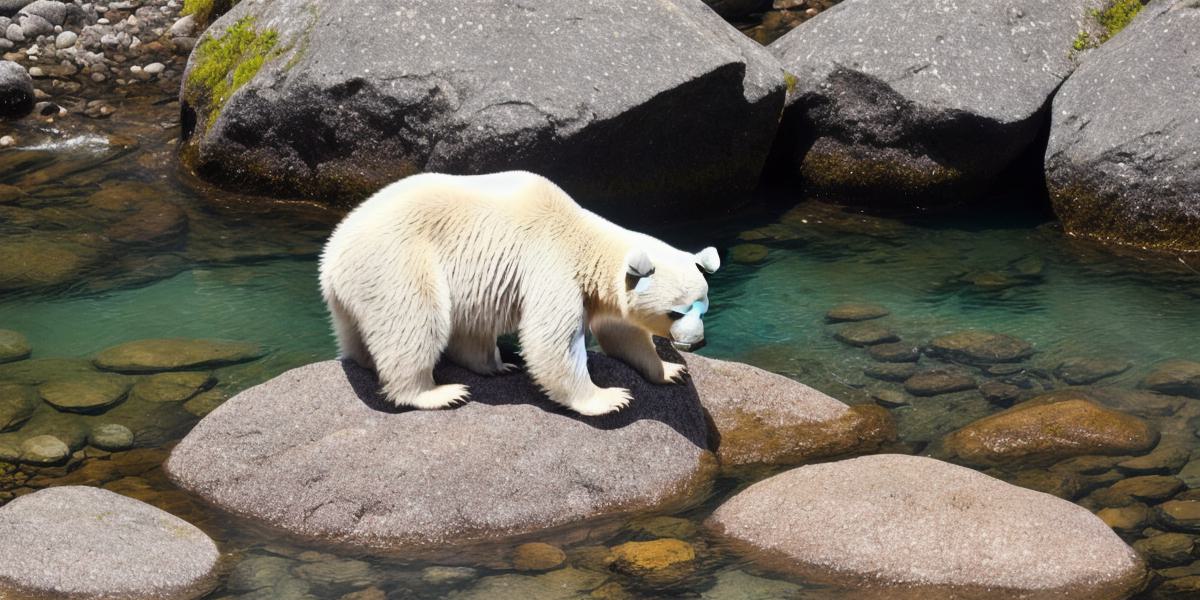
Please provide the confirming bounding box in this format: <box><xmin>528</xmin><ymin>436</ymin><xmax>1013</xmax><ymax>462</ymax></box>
<box><xmin>667</xmin><ymin>310</ymin><xmax>687</xmax><ymax>321</ymax></box>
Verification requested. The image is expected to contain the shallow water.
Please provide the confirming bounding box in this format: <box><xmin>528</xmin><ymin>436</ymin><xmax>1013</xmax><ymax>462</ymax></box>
<box><xmin>2</xmin><ymin>100</ymin><xmax>1200</xmax><ymax>599</ymax></box>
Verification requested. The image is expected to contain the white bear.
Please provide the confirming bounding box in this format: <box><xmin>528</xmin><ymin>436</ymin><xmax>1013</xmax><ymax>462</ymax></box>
<box><xmin>319</xmin><ymin>171</ymin><xmax>720</xmax><ymax>416</ymax></box>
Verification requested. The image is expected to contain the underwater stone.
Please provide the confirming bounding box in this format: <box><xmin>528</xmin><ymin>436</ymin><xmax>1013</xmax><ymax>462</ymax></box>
<box><xmin>943</xmin><ymin>391</ymin><xmax>1159</xmax><ymax>467</ymax></box>
<box><xmin>166</xmin><ymin>352</ymin><xmax>716</xmax><ymax>551</ymax></box>
<box><xmin>1055</xmin><ymin>357</ymin><xmax>1132</xmax><ymax>386</ymax></box>
<box><xmin>903</xmin><ymin>367</ymin><xmax>975</xmax><ymax>397</ymax></box>
<box><xmin>863</xmin><ymin>362</ymin><xmax>917</xmax><ymax>383</ymax></box>
<box><xmin>420</xmin><ymin>566</ymin><xmax>479</xmax><ymax>586</ymax></box>
<box><xmin>512</xmin><ymin>542</ymin><xmax>566</xmax><ymax>572</ymax></box>
<box><xmin>926</xmin><ymin>330</ymin><xmax>1033</xmax><ymax>364</ymax></box>
<box><xmin>94</xmin><ymin>338</ymin><xmax>263</xmax><ymax>373</ymax></box>
<box><xmin>832</xmin><ymin>322</ymin><xmax>898</xmax><ymax>347</ymax></box>
<box><xmin>447</xmin><ymin>567</ymin><xmax>607</xmax><ymax>600</ymax></box>
<box><xmin>1141</xmin><ymin>360</ymin><xmax>1200</xmax><ymax>400</ymax></box>
<box><xmin>38</xmin><ymin>372</ymin><xmax>130</xmax><ymax>413</ymax></box>
<box><xmin>130</xmin><ymin>371</ymin><xmax>214</xmax><ymax>403</ymax></box>
<box><xmin>978</xmin><ymin>380</ymin><xmax>1022</xmax><ymax>406</ymax></box>
<box><xmin>1158</xmin><ymin>501</ymin><xmax>1200</xmax><ymax>534</ymax></box>
<box><xmin>825</xmin><ymin>302</ymin><xmax>889</xmax><ymax>323</ymax></box>
<box><xmin>0</xmin><ymin>329</ymin><xmax>30</xmax><ymax>363</ymax></box>
<box><xmin>866</xmin><ymin>342</ymin><xmax>920</xmax><ymax>363</ymax></box>
<box><xmin>684</xmin><ymin>352</ymin><xmax>894</xmax><ymax>470</ymax></box>
<box><xmin>700</xmin><ymin>569</ymin><xmax>802</xmax><ymax>600</ymax></box>
<box><xmin>707</xmin><ymin>454</ymin><xmax>1147</xmax><ymax>599</ymax></box>
<box><xmin>89</xmin><ymin>423</ymin><xmax>134</xmax><ymax>451</ymax></box>
<box><xmin>610</xmin><ymin>538</ymin><xmax>697</xmax><ymax>584</ymax></box>
<box><xmin>0</xmin><ymin>383</ymin><xmax>37</xmax><ymax>432</ymax></box>
<box><xmin>728</xmin><ymin>243</ymin><xmax>769</xmax><ymax>265</ymax></box>
<box><xmin>18</xmin><ymin>433</ymin><xmax>68</xmax><ymax>464</ymax></box>
<box><xmin>0</xmin><ymin>486</ymin><xmax>219</xmax><ymax>599</ymax></box>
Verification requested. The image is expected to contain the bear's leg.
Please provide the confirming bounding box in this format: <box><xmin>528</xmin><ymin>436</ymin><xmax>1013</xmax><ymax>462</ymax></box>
<box><xmin>446</xmin><ymin>331</ymin><xmax>517</xmax><ymax>375</ymax></box>
<box><xmin>358</xmin><ymin>264</ymin><xmax>469</xmax><ymax>410</ymax></box>
<box><xmin>519</xmin><ymin>302</ymin><xmax>630</xmax><ymax>416</ymax></box>
<box><xmin>591</xmin><ymin>317</ymin><xmax>687</xmax><ymax>384</ymax></box>
<box><xmin>327</xmin><ymin>292</ymin><xmax>375</xmax><ymax>370</ymax></box>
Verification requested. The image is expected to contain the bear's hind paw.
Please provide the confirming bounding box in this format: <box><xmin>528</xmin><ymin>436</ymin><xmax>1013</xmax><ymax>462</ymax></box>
<box><xmin>410</xmin><ymin>384</ymin><xmax>471</xmax><ymax>409</ymax></box>
<box><xmin>660</xmin><ymin>362</ymin><xmax>688</xmax><ymax>384</ymax></box>
<box><xmin>570</xmin><ymin>387</ymin><xmax>632</xmax><ymax>416</ymax></box>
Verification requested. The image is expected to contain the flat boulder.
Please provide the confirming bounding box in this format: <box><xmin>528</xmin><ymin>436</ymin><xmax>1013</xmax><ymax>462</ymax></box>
<box><xmin>926</xmin><ymin>330</ymin><xmax>1033</xmax><ymax>364</ymax></box>
<box><xmin>769</xmin><ymin>0</ymin><xmax>1095</xmax><ymax>206</ymax></box>
<box><xmin>167</xmin><ymin>352</ymin><xmax>716</xmax><ymax>551</ymax></box>
<box><xmin>0</xmin><ymin>486</ymin><xmax>219</xmax><ymax>599</ymax></box>
<box><xmin>93</xmin><ymin>338</ymin><xmax>262</xmax><ymax>373</ymax></box>
<box><xmin>1045</xmin><ymin>1</ymin><xmax>1200</xmax><ymax>252</ymax></box>
<box><xmin>179</xmin><ymin>0</ymin><xmax>785</xmax><ymax>219</ymax></box>
<box><xmin>942</xmin><ymin>390</ymin><xmax>1158</xmax><ymax>467</ymax></box>
<box><xmin>684</xmin><ymin>352</ymin><xmax>894</xmax><ymax>469</ymax></box>
<box><xmin>707</xmin><ymin>454</ymin><xmax>1147</xmax><ymax>599</ymax></box>
<box><xmin>1141</xmin><ymin>360</ymin><xmax>1200</xmax><ymax>400</ymax></box>
<box><xmin>0</xmin><ymin>329</ymin><xmax>30</xmax><ymax>363</ymax></box>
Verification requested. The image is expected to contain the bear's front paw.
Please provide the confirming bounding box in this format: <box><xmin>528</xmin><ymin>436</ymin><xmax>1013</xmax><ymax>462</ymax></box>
<box><xmin>570</xmin><ymin>387</ymin><xmax>632</xmax><ymax>416</ymax></box>
<box><xmin>659</xmin><ymin>361</ymin><xmax>688</xmax><ymax>384</ymax></box>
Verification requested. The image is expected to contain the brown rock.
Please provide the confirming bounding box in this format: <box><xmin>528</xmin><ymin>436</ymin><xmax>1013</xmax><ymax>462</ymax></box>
<box><xmin>1098</xmin><ymin>503</ymin><xmax>1151</xmax><ymax>534</ymax></box>
<box><xmin>1142</xmin><ymin>360</ymin><xmax>1200</xmax><ymax>399</ymax></box>
<box><xmin>825</xmin><ymin>303</ymin><xmax>889</xmax><ymax>323</ymax></box>
<box><xmin>1158</xmin><ymin>501</ymin><xmax>1200</xmax><ymax>533</ymax></box>
<box><xmin>927</xmin><ymin>330</ymin><xmax>1033</xmax><ymax>364</ymax></box>
<box><xmin>943</xmin><ymin>391</ymin><xmax>1158</xmax><ymax>467</ymax></box>
<box><xmin>37</xmin><ymin>374</ymin><xmax>131</xmax><ymax>414</ymax></box>
<box><xmin>685</xmin><ymin>352</ymin><xmax>894</xmax><ymax>469</ymax></box>
<box><xmin>94</xmin><ymin>338</ymin><xmax>263</xmax><ymax>373</ymax></box>
<box><xmin>1091</xmin><ymin>476</ymin><xmax>1184</xmax><ymax>508</ymax></box>
<box><xmin>513</xmin><ymin>543</ymin><xmax>566</xmax><ymax>571</ymax></box>
<box><xmin>1133</xmin><ymin>533</ymin><xmax>1195</xmax><ymax>568</ymax></box>
<box><xmin>1152</xmin><ymin>576</ymin><xmax>1200</xmax><ymax>599</ymax></box>
<box><xmin>833</xmin><ymin>322</ymin><xmax>899</xmax><ymax>346</ymax></box>
<box><xmin>904</xmin><ymin>367</ymin><xmax>975</xmax><ymax>397</ymax></box>
<box><xmin>610</xmin><ymin>538</ymin><xmax>696</xmax><ymax>582</ymax></box>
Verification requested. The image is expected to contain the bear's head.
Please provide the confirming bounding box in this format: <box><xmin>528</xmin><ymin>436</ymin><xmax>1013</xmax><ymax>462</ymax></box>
<box><xmin>624</xmin><ymin>244</ymin><xmax>720</xmax><ymax>351</ymax></box>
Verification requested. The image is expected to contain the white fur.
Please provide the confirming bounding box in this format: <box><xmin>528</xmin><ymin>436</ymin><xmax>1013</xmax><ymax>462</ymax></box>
<box><xmin>319</xmin><ymin>171</ymin><xmax>716</xmax><ymax>416</ymax></box>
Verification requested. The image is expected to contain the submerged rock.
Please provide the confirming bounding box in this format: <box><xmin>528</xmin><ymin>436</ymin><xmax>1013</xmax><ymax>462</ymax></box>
<box><xmin>94</xmin><ymin>338</ymin><xmax>263</xmax><ymax>373</ymax></box>
<box><xmin>130</xmin><ymin>372</ymin><xmax>214</xmax><ymax>403</ymax></box>
<box><xmin>708</xmin><ymin>454</ymin><xmax>1145</xmax><ymax>599</ymax></box>
<box><xmin>926</xmin><ymin>330</ymin><xmax>1034</xmax><ymax>364</ymax></box>
<box><xmin>768</xmin><ymin>0</ymin><xmax>1096</xmax><ymax>206</ymax></box>
<box><xmin>1056</xmin><ymin>357</ymin><xmax>1132</xmax><ymax>386</ymax></box>
<box><xmin>832</xmin><ymin>322</ymin><xmax>898</xmax><ymax>346</ymax></box>
<box><xmin>0</xmin><ymin>329</ymin><xmax>30</xmax><ymax>363</ymax></box>
<box><xmin>447</xmin><ymin>567</ymin><xmax>607</xmax><ymax>600</ymax></box>
<box><xmin>1045</xmin><ymin>1</ymin><xmax>1200</xmax><ymax>252</ymax></box>
<box><xmin>167</xmin><ymin>354</ymin><xmax>716</xmax><ymax>551</ymax></box>
<box><xmin>89</xmin><ymin>423</ymin><xmax>135</xmax><ymax>451</ymax></box>
<box><xmin>942</xmin><ymin>390</ymin><xmax>1158</xmax><ymax>467</ymax></box>
<box><xmin>824</xmin><ymin>302</ymin><xmax>889</xmax><ymax>323</ymax></box>
<box><xmin>0</xmin><ymin>235</ymin><xmax>101</xmax><ymax>292</ymax></box>
<box><xmin>728</xmin><ymin>243</ymin><xmax>769</xmax><ymax>265</ymax></box>
<box><xmin>1141</xmin><ymin>360</ymin><xmax>1200</xmax><ymax>400</ymax></box>
<box><xmin>700</xmin><ymin>569</ymin><xmax>802</xmax><ymax>600</ymax></box>
<box><xmin>684</xmin><ymin>352</ymin><xmax>894</xmax><ymax>469</ymax></box>
<box><xmin>610</xmin><ymin>538</ymin><xmax>697</xmax><ymax>584</ymax></box>
<box><xmin>0</xmin><ymin>383</ymin><xmax>36</xmax><ymax>432</ymax></box>
<box><xmin>180</xmin><ymin>0</ymin><xmax>785</xmax><ymax>219</ymax></box>
<box><xmin>0</xmin><ymin>486</ymin><xmax>219</xmax><ymax>600</ymax></box>
<box><xmin>19</xmin><ymin>433</ymin><xmax>68</xmax><ymax>464</ymax></box>
<box><xmin>867</xmin><ymin>342</ymin><xmax>920</xmax><ymax>363</ymax></box>
<box><xmin>512</xmin><ymin>542</ymin><xmax>566</xmax><ymax>572</ymax></box>
<box><xmin>903</xmin><ymin>367</ymin><xmax>975</xmax><ymax>397</ymax></box>
<box><xmin>38</xmin><ymin>372</ymin><xmax>131</xmax><ymax>413</ymax></box>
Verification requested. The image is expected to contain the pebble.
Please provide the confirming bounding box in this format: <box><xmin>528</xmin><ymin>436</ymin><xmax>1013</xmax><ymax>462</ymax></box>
<box><xmin>1097</xmin><ymin>503</ymin><xmax>1151</xmax><ymax>533</ymax></box>
<box><xmin>833</xmin><ymin>322</ymin><xmax>899</xmax><ymax>347</ymax></box>
<box><xmin>26</xmin><ymin>65</ymin><xmax>41</xmax><ymax>77</ymax></box>
<box><xmin>979</xmin><ymin>380</ymin><xmax>1022</xmax><ymax>405</ymax></box>
<box><xmin>420</xmin><ymin>566</ymin><xmax>478</xmax><ymax>586</ymax></box>
<box><xmin>54</xmin><ymin>29</ymin><xmax>75</xmax><ymax>48</ymax></box>
<box><xmin>89</xmin><ymin>423</ymin><xmax>134</xmax><ymax>451</ymax></box>
<box><xmin>0</xmin><ymin>136</ymin><xmax>12</xmax><ymax>147</ymax></box>
<box><xmin>20</xmin><ymin>434</ymin><xmax>69</xmax><ymax>465</ymax></box>
<box><xmin>143</xmin><ymin>61</ymin><xmax>163</xmax><ymax>74</ymax></box>
<box><xmin>512</xmin><ymin>542</ymin><xmax>566</xmax><ymax>571</ymax></box>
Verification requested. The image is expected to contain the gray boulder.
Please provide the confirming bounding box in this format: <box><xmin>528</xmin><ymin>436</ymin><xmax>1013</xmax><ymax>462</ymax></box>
<box><xmin>707</xmin><ymin>454</ymin><xmax>1147</xmax><ymax>599</ymax></box>
<box><xmin>179</xmin><ymin>0</ymin><xmax>785</xmax><ymax>220</ymax></box>
<box><xmin>768</xmin><ymin>0</ymin><xmax>1098</xmax><ymax>206</ymax></box>
<box><xmin>18</xmin><ymin>0</ymin><xmax>66</xmax><ymax>26</ymax></box>
<box><xmin>0</xmin><ymin>60</ymin><xmax>32</xmax><ymax>118</ymax></box>
<box><xmin>0</xmin><ymin>0</ymin><xmax>33</xmax><ymax>17</ymax></box>
<box><xmin>0</xmin><ymin>486</ymin><xmax>220</xmax><ymax>600</ymax></box>
<box><xmin>1045</xmin><ymin>0</ymin><xmax>1200</xmax><ymax>252</ymax></box>
<box><xmin>167</xmin><ymin>351</ymin><xmax>716</xmax><ymax>551</ymax></box>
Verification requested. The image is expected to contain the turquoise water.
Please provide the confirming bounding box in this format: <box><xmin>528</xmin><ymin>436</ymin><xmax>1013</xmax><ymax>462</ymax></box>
<box><xmin>2</xmin><ymin>100</ymin><xmax>1200</xmax><ymax>598</ymax></box>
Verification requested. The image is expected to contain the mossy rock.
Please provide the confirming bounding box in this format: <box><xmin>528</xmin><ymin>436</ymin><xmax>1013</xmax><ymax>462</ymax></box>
<box><xmin>0</xmin><ymin>330</ymin><xmax>30</xmax><ymax>364</ymax></box>
<box><xmin>38</xmin><ymin>374</ymin><xmax>131</xmax><ymax>414</ymax></box>
<box><xmin>130</xmin><ymin>372</ymin><xmax>215</xmax><ymax>403</ymax></box>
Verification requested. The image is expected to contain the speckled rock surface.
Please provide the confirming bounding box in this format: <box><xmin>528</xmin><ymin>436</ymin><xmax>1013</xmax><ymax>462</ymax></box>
<box><xmin>1046</xmin><ymin>1</ymin><xmax>1200</xmax><ymax>252</ymax></box>
<box><xmin>180</xmin><ymin>0</ymin><xmax>786</xmax><ymax>220</ymax></box>
<box><xmin>768</xmin><ymin>0</ymin><xmax>1099</xmax><ymax>206</ymax></box>
<box><xmin>0</xmin><ymin>486</ymin><xmax>219</xmax><ymax>600</ymax></box>
<box><xmin>167</xmin><ymin>353</ymin><xmax>716</xmax><ymax>551</ymax></box>
<box><xmin>707</xmin><ymin>454</ymin><xmax>1147</xmax><ymax>599</ymax></box>
<box><xmin>685</xmin><ymin>352</ymin><xmax>894</xmax><ymax>469</ymax></box>
<box><xmin>0</xmin><ymin>60</ymin><xmax>33</xmax><ymax>118</ymax></box>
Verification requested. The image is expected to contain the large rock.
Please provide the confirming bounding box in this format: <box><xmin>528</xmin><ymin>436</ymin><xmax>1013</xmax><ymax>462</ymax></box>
<box><xmin>0</xmin><ymin>60</ymin><xmax>32</xmax><ymax>119</ymax></box>
<box><xmin>179</xmin><ymin>0</ymin><xmax>786</xmax><ymax>219</ymax></box>
<box><xmin>1141</xmin><ymin>360</ymin><xmax>1200</xmax><ymax>400</ymax></box>
<box><xmin>0</xmin><ymin>383</ymin><xmax>37</xmax><ymax>432</ymax></box>
<box><xmin>768</xmin><ymin>0</ymin><xmax>1097</xmax><ymax>206</ymax></box>
<box><xmin>707</xmin><ymin>454</ymin><xmax>1147</xmax><ymax>599</ymax></box>
<box><xmin>167</xmin><ymin>353</ymin><xmax>717</xmax><ymax>551</ymax></box>
<box><xmin>942</xmin><ymin>390</ymin><xmax>1158</xmax><ymax>467</ymax></box>
<box><xmin>926</xmin><ymin>330</ymin><xmax>1034</xmax><ymax>364</ymax></box>
<box><xmin>1046</xmin><ymin>1</ymin><xmax>1200</xmax><ymax>252</ymax></box>
<box><xmin>685</xmin><ymin>352</ymin><xmax>893</xmax><ymax>469</ymax></box>
<box><xmin>0</xmin><ymin>486</ymin><xmax>219</xmax><ymax>599</ymax></box>
<box><xmin>93</xmin><ymin>338</ymin><xmax>263</xmax><ymax>373</ymax></box>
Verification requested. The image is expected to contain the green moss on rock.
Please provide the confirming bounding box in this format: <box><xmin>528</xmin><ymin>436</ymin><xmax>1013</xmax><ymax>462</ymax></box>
<box><xmin>182</xmin><ymin>0</ymin><xmax>240</xmax><ymax>26</ymax></box>
<box><xmin>187</xmin><ymin>15</ymin><xmax>280</xmax><ymax>129</ymax></box>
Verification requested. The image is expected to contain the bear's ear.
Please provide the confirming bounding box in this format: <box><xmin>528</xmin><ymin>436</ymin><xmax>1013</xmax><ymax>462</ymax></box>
<box><xmin>695</xmin><ymin>247</ymin><xmax>720</xmax><ymax>274</ymax></box>
<box><xmin>625</xmin><ymin>249</ymin><xmax>655</xmax><ymax>292</ymax></box>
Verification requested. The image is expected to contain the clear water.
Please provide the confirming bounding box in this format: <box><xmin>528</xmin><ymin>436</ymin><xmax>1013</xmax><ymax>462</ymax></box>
<box><xmin>2</xmin><ymin>99</ymin><xmax>1199</xmax><ymax>599</ymax></box>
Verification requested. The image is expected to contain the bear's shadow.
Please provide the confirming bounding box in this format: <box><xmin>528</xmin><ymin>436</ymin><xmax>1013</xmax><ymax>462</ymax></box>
<box><xmin>341</xmin><ymin>339</ymin><xmax>711</xmax><ymax>451</ymax></box>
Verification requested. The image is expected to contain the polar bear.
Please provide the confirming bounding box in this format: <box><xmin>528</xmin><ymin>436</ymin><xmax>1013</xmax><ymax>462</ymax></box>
<box><xmin>319</xmin><ymin>171</ymin><xmax>720</xmax><ymax>416</ymax></box>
